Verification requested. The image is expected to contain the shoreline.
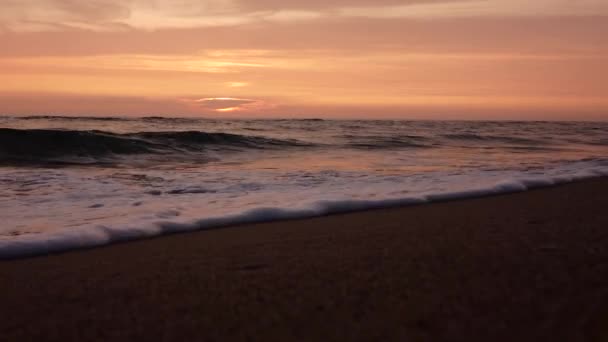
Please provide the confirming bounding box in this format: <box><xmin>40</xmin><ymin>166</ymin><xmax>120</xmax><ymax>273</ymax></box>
<box><xmin>2</xmin><ymin>173</ymin><xmax>607</xmax><ymax>260</ymax></box>
<box><xmin>2</xmin><ymin>177</ymin><xmax>608</xmax><ymax>340</ymax></box>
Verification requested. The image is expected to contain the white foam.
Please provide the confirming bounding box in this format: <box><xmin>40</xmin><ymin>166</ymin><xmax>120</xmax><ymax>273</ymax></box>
<box><xmin>1</xmin><ymin>166</ymin><xmax>606</xmax><ymax>260</ymax></box>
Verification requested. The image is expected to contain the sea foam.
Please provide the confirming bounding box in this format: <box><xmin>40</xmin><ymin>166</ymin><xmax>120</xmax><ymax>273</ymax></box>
<box><xmin>1</xmin><ymin>169</ymin><xmax>606</xmax><ymax>259</ymax></box>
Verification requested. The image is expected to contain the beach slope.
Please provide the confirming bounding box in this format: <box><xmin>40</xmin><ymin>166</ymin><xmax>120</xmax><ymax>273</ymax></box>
<box><xmin>2</xmin><ymin>179</ymin><xmax>608</xmax><ymax>341</ymax></box>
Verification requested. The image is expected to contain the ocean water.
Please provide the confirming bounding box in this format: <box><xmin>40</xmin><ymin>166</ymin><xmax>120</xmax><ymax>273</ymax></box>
<box><xmin>1</xmin><ymin>116</ymin><xmax>607</xmax><ymax>258</ymax></box>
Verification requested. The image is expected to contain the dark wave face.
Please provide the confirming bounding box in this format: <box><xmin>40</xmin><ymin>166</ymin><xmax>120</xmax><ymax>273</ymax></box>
<box><xmin>0</xmin><ymin>128</ymin><xmax>311</xmax><ymax>166</ymax></box>
<box><xmin>18</xmin><ymin>115</ymin><xmax>195</xmax><ymax>122</ymax></box>
<box><xmin>1</xmin><ymin>118</ymin><xmax>606</xmax><ymax>167</ymax></box>
<box><xmin>340</xmin><ymin>134</ymin><xmax>432</xmax><ymax>149</ymax></box>
<box><xmin>441</xmin><ymin>133</ymin><xmax>546</xmax><ymax>145</ymax></box>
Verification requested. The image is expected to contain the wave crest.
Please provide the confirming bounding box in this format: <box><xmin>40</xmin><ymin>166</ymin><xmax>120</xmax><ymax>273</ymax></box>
<box><xmin>0</xmin><ymin>128</ymin><xmax>310</xmax><ymax>166</ymax></box>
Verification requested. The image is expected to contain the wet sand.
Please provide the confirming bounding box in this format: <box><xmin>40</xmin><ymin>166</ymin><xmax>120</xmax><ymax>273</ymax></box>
<box><xmin>2</xmin><ymin>178</ymin><xmax>608</xmax><ymax>341</ymax></box>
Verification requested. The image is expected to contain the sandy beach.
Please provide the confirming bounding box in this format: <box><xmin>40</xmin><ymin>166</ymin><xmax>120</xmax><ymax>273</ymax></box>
<box><xmin>2</xmin><ymin>178</ymin><xmax>608</xmax><ymax>341</ymax></box>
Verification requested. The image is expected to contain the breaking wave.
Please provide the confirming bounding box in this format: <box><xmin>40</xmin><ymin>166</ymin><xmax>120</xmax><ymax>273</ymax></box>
<box><xmin>0</xmin><ymin>128</ymin><xmax>311</xmax><ymax>165</ymax></box>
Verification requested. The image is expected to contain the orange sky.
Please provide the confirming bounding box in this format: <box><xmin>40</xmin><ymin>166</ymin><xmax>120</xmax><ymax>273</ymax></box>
<box><xmin>0</xmin><ymin>0</ymin><xmax>607</xmax><ymax>120</ymax></box>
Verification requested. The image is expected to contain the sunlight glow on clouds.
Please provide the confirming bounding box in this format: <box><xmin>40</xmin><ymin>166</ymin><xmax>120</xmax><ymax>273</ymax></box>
<box><xmin>0</xmin><ymin>0</ymin><xmax>606</xmax><ymax>119</ymax></box>
<box><xmin>226</xmin><ymin>82</ymin><xmax>250</xmax><ymax>88</ymax></box>
<box><xmin>0</xmin><ymin>0</ymin><xmax>327</xmax><ymax>31</ymax></box>
<box><xmin>341</xmin><ymin>0</ymin><xmax>608</xmax><ymax>19</ymax></box>
<box><xmin>186</xmin><ymin>97</ymin><xmax>270</xmax><ymax>113</ymax></box>
<box><xmin>2</xmin><ymin>0</ymin><xmax>607</xmax><ymax>32</ymax></box>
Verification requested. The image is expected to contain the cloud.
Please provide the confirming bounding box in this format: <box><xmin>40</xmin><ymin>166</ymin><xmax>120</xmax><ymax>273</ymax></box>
<box><xmin>340</xmin><ymin>0</ymin><xmax>608</xmax><ymax>19</ymax></box>
<box><xmin>0</xmin><ymin>93</ymin><xmax>279</xmax><ymax>116</ymax></box>
<box><xmin>0</xmin><ymin>0</ymin><xmax>131</xmax><ymax>32</ymax></box>
<box><xmin>0</xmin><ymin>93</ymin><xmax>194</xmax><ymax>116</ymax></box>
<box><xmin>0</xmin><ymin>1</ymin><xmax>606</xmax><ymax>121</ymax></box>
<box><xmin>3</xmin><ymin>0</ymin><xmax>606</xmax><ymax>33</ymax></box>
<box><xmin>234</xmin><ymin>0</ymin><xmax>453</xmax><ymax>11</ymax></box>
<box><xmin>1</xmin><ymin>92</ymin><xmax>606</xmax><ymax>120</ymax></box>
<box><xmin>187</xmin><ymin>97</ymin><xmax>264</xmax><ymax>112</ymax></box>
<box><xmin>2</xmin><ymin>15</ymin><xmax>605</xmax><ymax>58</ymax></box>
<box><xmin>226</xmin><ymin>82</ymin><xmax>249</xmax><ymax>88</ymax></box>
<box><xmin>0</xmin><ymin>53</ymin><xmax>275</xmax><ymax>75</ymax></box>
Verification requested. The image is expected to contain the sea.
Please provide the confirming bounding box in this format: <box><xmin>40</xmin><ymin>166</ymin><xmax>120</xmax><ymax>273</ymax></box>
<box><xmin>1</xmin><ymin>116</ymin><xmax>607</xmax><ymax>258</ymax></box>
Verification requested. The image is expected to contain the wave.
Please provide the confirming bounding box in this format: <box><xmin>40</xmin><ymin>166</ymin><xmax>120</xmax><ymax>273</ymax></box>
<box><xmin>16</xmin><ymin>115</ymin><xmax>206</xmax><ymax>124</ymax></box>
<box><xmin>589</xmin><ymin>139</ymin><xmax>608</xmax><ymax>146</ymax></box>
<box><xmin>0</xmin><ymin>128</ymin><xmax>311</xmax><ymax>166</ymax></box>
<box><xmin>2</xmin><ymin>168</ymin><xmax>607</xmax><ymax>259</ymax></box>
<box><xmin>19</xmin><ymin>115</ymin><xmax>132</xmax><ymax>122</ymax></box>
<box><xmin>441</xmin><ymin>133</ymin><xmax>546</xmax><ymax>145</ymax></box>
<box><xmin>341</xmin><ymin>134</ymin><xmax>432</xmax><ymax>149</ymax></box>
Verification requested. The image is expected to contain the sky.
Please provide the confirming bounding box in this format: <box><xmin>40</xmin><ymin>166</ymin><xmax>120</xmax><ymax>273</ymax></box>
<box><xmin>0</xmin><ymin>0</ymin><xmax>607</xmax><ymax>120</ymax></box>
